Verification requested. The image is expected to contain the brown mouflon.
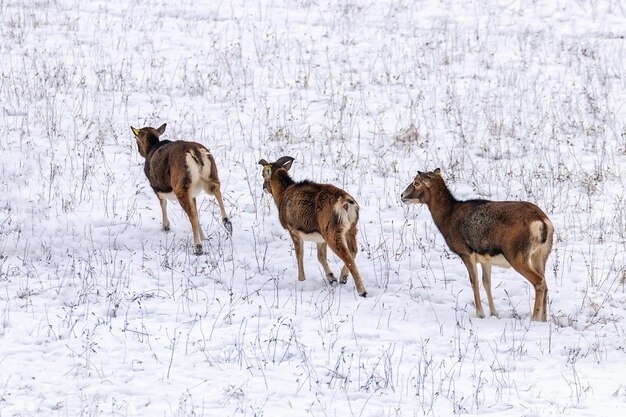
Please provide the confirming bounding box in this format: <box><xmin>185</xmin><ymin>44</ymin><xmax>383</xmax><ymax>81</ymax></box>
<box><xmin>401</xmin><ymin>168</ymin><xmax>553</xmax><ymax>321</ymax></box>
<box><xmin>259</xmin><ymin>156</ymin><xmax>367</xmax><ymax>297</ymax></box>
<box><xmin>131</xmin><ymin>123</ymin><xmax>231</xmax><ymax>254</ymax></box>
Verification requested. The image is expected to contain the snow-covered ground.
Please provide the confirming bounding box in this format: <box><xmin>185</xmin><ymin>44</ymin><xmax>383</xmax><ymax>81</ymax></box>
<box><xmin>1</xmin><ymin>0</ymin><xmax>625</xmax><ymax>415</ymax></box>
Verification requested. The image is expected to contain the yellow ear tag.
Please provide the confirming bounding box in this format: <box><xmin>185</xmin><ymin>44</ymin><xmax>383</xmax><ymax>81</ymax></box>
<box><xmin>131</xmin><ymin>127</ymin><xmax>140</xmax><ymax>136</ymax></box>
<box><xmin>264</xmin><ymin>165</ymin><xmax>271</xmax><ymax>171</ymax></box>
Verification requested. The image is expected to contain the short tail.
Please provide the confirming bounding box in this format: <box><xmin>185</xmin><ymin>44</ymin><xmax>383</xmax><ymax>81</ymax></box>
<box><xmin>542</xmin><ymin>218</ymin><xmax>554</xmax><ymax>251</ymax></box>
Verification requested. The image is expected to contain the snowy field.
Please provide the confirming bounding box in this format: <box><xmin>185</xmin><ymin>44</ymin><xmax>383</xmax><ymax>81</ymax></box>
<box><xmin>1</xmin><ymin>0</ymin><xmax>625</xmax><ymax>415</ymax></box>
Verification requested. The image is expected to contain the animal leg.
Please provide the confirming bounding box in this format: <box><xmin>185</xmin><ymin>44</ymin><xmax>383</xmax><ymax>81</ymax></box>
<box><xmin>205</xmin><ymin>179</ymin><xmax>232</xmax><ymax>234</ymax></box>
<box><xmin>193</xmin><ymin>198</ymin><xmax>206</xmax><ymax>241</ymax></box>
<box><xmin>316</xmin><ymin>242</ymin><xmax>337</xmax><ymax>285</ymax></box>
<box><xmin>289</xmin><ymin>231</ymin><xmax>305</xmax><ymax>281</ymax></box>
<box><xmin>178</xmin><ymin>193</ymin><xmax>203</xmax><ymax>255</ymax></box>
<box><xmin>328</xmin><ymin>232</ymin><xmax>366</xmax><ymax>297</ymax></box>
<box><xmin>530</xmin><ymin>251</ymin><xmax>550</xmax><ymax>321</ymax></box>
<box><xmin>339</xmin><ymin>228</ymin><xmax>358</xmax><ymax>284</ymax></box>
<box><xmin>157</xmin><ymin>194</ymin><xmax>170</xmax><ymax>231</ymax></box>
<box><xmin>512</xmin><ymin>261</ymin><xmax>548</xmax><ymax>322</ymax></box>
<box><xmin>461</xmin><ymin>256</ymin><xmax>485</xmax><ymax>318</ymax></box>
<box><xmin>480</xmin><ymin>262</ymin><xmax>499</xmax><ymax>318</ymax></box>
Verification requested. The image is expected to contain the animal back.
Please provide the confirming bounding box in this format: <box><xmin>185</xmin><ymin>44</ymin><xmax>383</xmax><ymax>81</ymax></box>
<box><xmin>460</xmin><ymin>201</ymin><xmax>548</xmax><ymax>256</ymax></box>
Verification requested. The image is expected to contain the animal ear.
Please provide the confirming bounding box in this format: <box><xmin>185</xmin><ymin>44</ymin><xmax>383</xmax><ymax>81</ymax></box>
<box><xmin>282</xmin><ymin>158</ymin><xmax>294</xmax><ymax>171</ymax></box>
<box><xmin>131</xmin><ymin>126</ymin><xmax>140</xmax><ymax>137</ymax></box>
<box><xmin>258</xmin><ymin>159</ymin><xmax>272</xmax><ymax>174</ymax></box>
<box><xmin>275</xmin><ymin>156</ymin><xmax>295</xmax><ymax>171</ymax></box>
<box><xmin>417</xmin><ymin>171</ymin><xmax>433</xmax><ymax>187</ymax></box>
<box><xmin>156</xmin><ymin>123</ymin><xmax>167</xmax><ymax>135</ymax></box>
<box><xmin>434</xmin><ymin>168</ymin><xmax>441</xmax><ymax>176</ymax></box>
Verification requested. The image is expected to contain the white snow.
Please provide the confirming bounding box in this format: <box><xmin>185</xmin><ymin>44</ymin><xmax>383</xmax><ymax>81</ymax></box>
<box><xmin>1</xmin><ymin>0</ymin><xmax>625</xmax><ymax>415</ymax></box>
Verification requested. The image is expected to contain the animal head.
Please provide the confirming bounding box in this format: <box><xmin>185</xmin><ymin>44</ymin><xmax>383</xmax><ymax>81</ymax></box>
<box><xmin>400</xmin><ymin>168</ymin><xmax>442</xmax><ymax>205</ymax></box>
<box><xmin>258</xmin><ymin>156</ymin><xmax>295</xmax><ymax>194</ymax></box>
<box><xmin>131</xmin><ymin>123</ymin><xmax>167</xmax><ymax>157</ymax></box>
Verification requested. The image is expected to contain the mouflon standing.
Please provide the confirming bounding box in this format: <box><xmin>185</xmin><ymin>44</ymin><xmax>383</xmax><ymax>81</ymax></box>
<box><xmin>401</xmin><ymin>169</ymin><xmax>553</xmax><ymax>321</ymax></box>
<box><xmin>259</xmin><ymin>156</ymin><xmax>367</xmax><ymax>296</ymax></box>
<box><xmin>131</xmin><ymin>123</ymin><xmax>231</xmax><ymax>254</ymax></box>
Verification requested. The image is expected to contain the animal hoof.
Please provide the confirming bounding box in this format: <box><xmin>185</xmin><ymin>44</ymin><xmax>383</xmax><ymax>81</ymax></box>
<box><xmin>359</xmin><ymin>291</ymin><xmax>367</xmax><ymax>298</ymax></box>
<box><xmin>162</xmin><ymin>224</ymin><xmax>170</xmax><ymax>232</ymax></box>
<box><xmin>327</xmin><ymin>273</ymin><xmax>338</xmax><ymax>286</ymax></box>
<box><xmin>194</xmin><ymin>244</ymin><xmax>203</xmax><ymax>255</ymax></box>
<box><xmin>223</xmin><ymin>218</ymin><xmax>233</xmax><ymax>234</ymax></box>
<box><xmin>476</xmin><ymin>311</ymin><xmax>486</xmax><ymax>319</ymax></box>
<box><xmin>339</xmin><ymin>275</ymin><xmax>348</xmax><ymax>285</ymax></box>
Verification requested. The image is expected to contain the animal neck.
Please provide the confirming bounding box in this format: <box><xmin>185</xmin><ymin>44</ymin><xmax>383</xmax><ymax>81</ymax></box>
<box><xmin>426</xmin><ymin>179</ymin><xmax>458</xmax><ymax>229</ymax></box>
<box><xmin>144</xmin><ymin>134</ymin><xmax>163</xmax><ymax>157</ymax></box>
<box><xmin>270</xmin><ymin>170</ymin><xmax>295</xmax><ymax>205</ymax></box>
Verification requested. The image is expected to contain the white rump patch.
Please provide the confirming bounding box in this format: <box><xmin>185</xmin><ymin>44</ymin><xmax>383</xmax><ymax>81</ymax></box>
<box><xmin>334</xmin><ymin>198</ymin><xmax>358</xmax><ymax>227</ymax></box>
<box><xmin>529</xmin><ymin>220</ymin><xmax>545</xmax><ymax>242</ymax></box>
<box><xmin>186</xmin><ymin>150</ymin><xmax>213</xmax><ymax>197</ymax></box>
<box><xmin>530</xmin><ymin>219</ymin><xmax>552</xmax><ymax>245</ymax></box>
